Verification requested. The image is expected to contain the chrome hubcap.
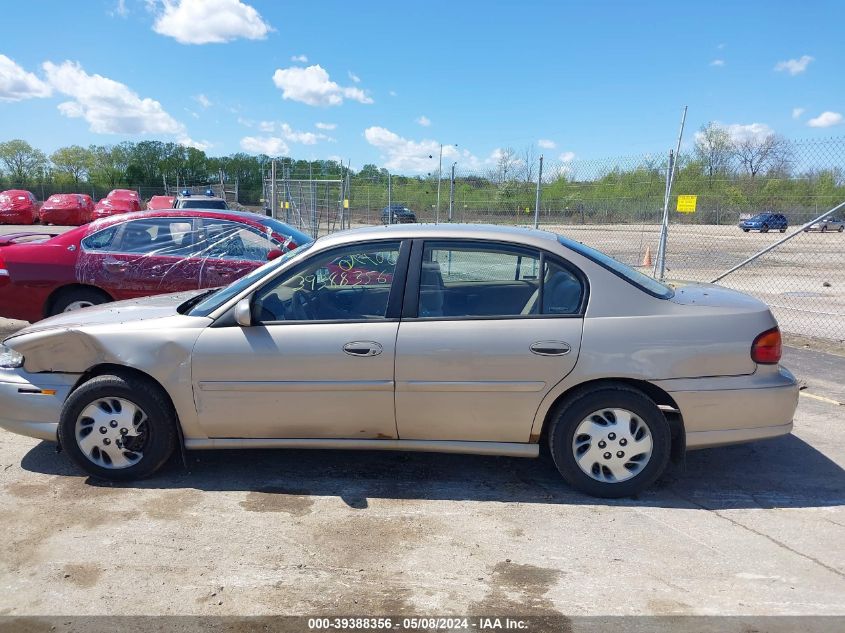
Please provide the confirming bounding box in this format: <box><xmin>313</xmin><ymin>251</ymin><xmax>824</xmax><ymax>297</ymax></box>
<box><xmin>572</xmin><ymin>408</ymin><xmax>653</xmax><ymax>483</ymax></box>
<box><xmin>75</xmin><ymin>397</ymin><xmax>147</xmax><ymax>469</ymax></box>
<box><xmin>63</xmin><ymin>300</ymin><xmax>94</xmax><ymax>312</ymax></box>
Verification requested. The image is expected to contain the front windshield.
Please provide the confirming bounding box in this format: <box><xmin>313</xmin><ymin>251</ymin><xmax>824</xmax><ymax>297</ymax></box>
<box><xmin>188</xmin><ymin>241</ymin><xmax>314</xmax><ymax>317</ymax></box>
<box><xmin>560</xmin><ymin>237</ymin><xmax>674</xmax><ymax>299</ymax></box>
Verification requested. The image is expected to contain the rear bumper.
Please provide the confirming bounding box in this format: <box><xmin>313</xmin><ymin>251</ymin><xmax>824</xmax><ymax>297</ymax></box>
<box><xmin>0</xmin><ymin>369</ymin><xmax>80</xmax><ymax>442</ymax></box>
<box><xmin>655</xmin><ymin>366</ymin><xmax>799</xmax><ymax>450</ymax></box>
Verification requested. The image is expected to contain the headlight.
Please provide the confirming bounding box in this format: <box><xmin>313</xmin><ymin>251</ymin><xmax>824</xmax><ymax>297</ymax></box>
<box><xmin>0</xmin><ymin>344</ymin><xmax>24</xmax><ymax>369</ymax></box>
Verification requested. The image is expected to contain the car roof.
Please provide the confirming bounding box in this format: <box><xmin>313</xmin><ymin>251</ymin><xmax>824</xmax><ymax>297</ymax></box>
<box><xmin>87</xmin><ymin>208</ymin><xmax>264</xmax><ymax>231</ymax></box>
<box><xmin>313</xmin><ymin>223</ymin><xmax>560</xmax><ymax>249</ymax></box>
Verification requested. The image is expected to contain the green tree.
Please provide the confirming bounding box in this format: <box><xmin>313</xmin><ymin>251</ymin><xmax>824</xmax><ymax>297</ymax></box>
<box><xmin>0</xmin><ymin>139</ymin><xmax>48</xmax><ymax>185</ymax></box>
<box><xmin>50</xmin><ymin>145</ymin><xmax>93</xmax><ymax>184</ymax></box>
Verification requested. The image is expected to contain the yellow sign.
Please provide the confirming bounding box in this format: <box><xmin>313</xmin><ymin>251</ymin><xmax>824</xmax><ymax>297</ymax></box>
<box><xmin>677</xmin><ymin>195</ymin><xmax>697</xmax><ymax>213</ymax></box>
<box><xmin>283</xmin><ymin>201</ymin><xmax>290</xmax><ymax>209</ymax></box>
<box><xmin>343</xmin><ymin>199</ymin><xmax>349</xmax><ymax>209</ymax></box>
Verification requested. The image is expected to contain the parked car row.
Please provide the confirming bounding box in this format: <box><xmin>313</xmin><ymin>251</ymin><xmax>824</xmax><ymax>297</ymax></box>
<box><xmin>0</xmin><ymin>189</ymin><xmax>224</xmax><ymax>226</ymax></box>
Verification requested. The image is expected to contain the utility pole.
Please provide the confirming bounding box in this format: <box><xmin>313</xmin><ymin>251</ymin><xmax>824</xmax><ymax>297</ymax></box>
<box><xmin>387</xmin><ymin>171</ymin><xmax>392</xmax><ymax>223</ymax></box>
<box><xmin>448</xmin><ymin>162</ymin><xmax>456</xmax><ymax>222</ymax></box>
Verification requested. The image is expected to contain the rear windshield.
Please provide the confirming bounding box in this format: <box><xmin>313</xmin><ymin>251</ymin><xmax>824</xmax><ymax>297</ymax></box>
<box><xmin>559</xmin><ymin>237</ymin><xmax>674</xmax><ymax>299</ymax></box>
<box><xmin>179</xmin><ymin>199</ymin><xmax>228</xmax><ymax>209</ymax></box>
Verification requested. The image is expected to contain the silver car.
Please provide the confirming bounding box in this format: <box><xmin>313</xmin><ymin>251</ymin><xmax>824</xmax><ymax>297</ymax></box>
<box><xmin>804</xmin><ymin>217</ymin><xmax>845</xmax><ymax>233</ymax></box>
<box><xmin>0</xmin><ymin>224</ymin><xmax>798</xmax><ymax>498</ymax></box>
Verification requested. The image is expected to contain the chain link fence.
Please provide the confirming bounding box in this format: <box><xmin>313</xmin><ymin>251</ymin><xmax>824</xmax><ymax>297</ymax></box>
<box><xmin>332</xmin><ymin>136</ymin><xmax>844</xmax><ymax>342</ymax></box>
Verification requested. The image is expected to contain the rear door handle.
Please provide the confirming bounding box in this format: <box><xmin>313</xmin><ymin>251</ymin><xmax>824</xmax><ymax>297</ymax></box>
<box><xmin>343</xmin><ymin>341</ymin><xmax>383</xmax><ymax>357</ymax></box>
<box><xmin>530</xmin><ymin>341</ymin><xmax>571</xmax><ymax>356</ymax></box>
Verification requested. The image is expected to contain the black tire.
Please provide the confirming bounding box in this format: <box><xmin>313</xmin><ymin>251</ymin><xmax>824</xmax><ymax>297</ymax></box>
<box><xmin>761</xmin><ymin>224</ymin><xmax>769</xmax><ymax>233</ymax></box>
<box><xmin>58</xmin><ymin>373</ymin><xmax>177</xmax><ymax>481</ymax></box>
<box><xmin>779</xmin><ymin>228</ymin><xmax>786</xmax><ymax>233</ymax></box>
<box><xmin>821</xmin><ymin>226</ymin><xmax>827</xmax><ymax>233</ymax></box>
<box><xmin>742</xmin><ymin>228</ymin><xmax>750</xmax><ymax>232</ymax></box>
<box><xmin>548</xmin><ymin>385</ymin><xmax>671</xmax><ymax>498</ymax></box>
<box><xmin>49</xmin><ymin>287</ymin><xmax>111</xmax><ymax>316</ymax></box>
<box><xmin>838</xmin><ymin>226</ymin><xmax>844</xmax><ymax>233</ymax></box>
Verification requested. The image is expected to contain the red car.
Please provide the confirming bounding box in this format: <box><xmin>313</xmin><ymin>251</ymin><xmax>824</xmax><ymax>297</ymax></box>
<box><xmin>39</xmin><ymin>194</ymin><xmax>94</xmax><ymax>225</ymax></box>
<box><xmin>0</xmin><ymin>209</ymin><xmax>311</xmax><ymax>322</ymax></box>
<box><xmin>92</xmin><ymin>197</ymin><xmax>137</xmax><ymax>220</ymax></box>
<box><xmin>146</xmin><ymin>195</ymin><xmax>176</xmax><ymax>210</ymax></box>
<box><xmin>106</xmin><ymin>188</ymin><xmax>142</xmax><ymax>211</ymax></box>
<box><xmin>0</xmin><ymin>190</ymin><xmax>39</xmax><ymax>225</ymax></box>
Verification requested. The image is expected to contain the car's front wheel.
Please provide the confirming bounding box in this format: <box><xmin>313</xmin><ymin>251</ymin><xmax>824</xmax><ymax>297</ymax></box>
<box><xmin>58</xmin><ymin>374</ymin><xmax>177</xmax><ymax>481</ymax></box>
<box><xmin>548</xmin><ymin>386</ymin><xmax>671</xmax><ymax>498</ymax></box>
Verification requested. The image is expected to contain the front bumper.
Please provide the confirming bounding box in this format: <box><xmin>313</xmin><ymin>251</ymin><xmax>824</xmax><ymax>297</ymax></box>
<box><xmin>0</xmin><ymin>369</ymin><xmax>81</xmax><ymax>441</ymax></box>
<box><xmin>655</xmin><ymin>366</ymin><xmax>799</xmax><ymax>449</ymax></box>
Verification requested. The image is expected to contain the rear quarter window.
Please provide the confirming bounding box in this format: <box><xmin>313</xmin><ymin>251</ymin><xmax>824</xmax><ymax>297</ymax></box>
<box><xmin>81</xmin><ymin>226</ymin><xmax>118</xmax><ymax>251</ymax></box>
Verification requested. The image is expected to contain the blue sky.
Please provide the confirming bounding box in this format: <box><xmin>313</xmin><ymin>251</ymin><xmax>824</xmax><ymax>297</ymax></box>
<box><xmin>1</xmin><ymin>0</ymin><xmax>843</xmax><ymax>173</ymax></box>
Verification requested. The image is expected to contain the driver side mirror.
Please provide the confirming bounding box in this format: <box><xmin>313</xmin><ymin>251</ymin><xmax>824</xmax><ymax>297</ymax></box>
<box><xmin>234</xmin><ymin>297</ymin><xmax>253</xmax><ymax>327</ymax></box>
<box><xmin>267</xmin><ymin>248</ymin><xmax>284</xmax><ymax>261</ymax></box>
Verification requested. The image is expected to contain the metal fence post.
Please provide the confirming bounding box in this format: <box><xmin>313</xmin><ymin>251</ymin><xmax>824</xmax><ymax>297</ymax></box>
<box><xmin>448</xmin><ymin>163</ymin><xmax>456</xmax><ymax>222</ymax></box>
<box><xmin>534</xmin><ymin>155</ymin><xmax>544</xmax><ymax>229</ymax></box>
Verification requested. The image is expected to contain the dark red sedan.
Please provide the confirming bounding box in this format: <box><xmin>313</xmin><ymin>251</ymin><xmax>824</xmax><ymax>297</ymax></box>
<box><xmin>39</xmin><ymin>194</ymin><xmax>94</xmax><ymax>226</ymax></box>
<box><xmin>0</xmin><ymin>190</ymin><xmax>39</xmax><ymax>225</ymax></box>
<box><xmin>0</xmin><ymin>209</ymin><xmax>311</xmax><ymax>322</ymax></box>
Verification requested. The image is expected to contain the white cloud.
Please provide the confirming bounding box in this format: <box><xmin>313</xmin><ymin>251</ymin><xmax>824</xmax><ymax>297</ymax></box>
<box><xmin>194</xmin><ymin>93</ymin><xmax>212</xmax><ymax>108</ymax></box>
<box><xmin>416</xmin><ymin>115</ymin><xmax>431</xmax><ymax>127</ymax></box>
<box><xmin>315</xmin><ymin>122</ymin><xmax>336</xmax><ymax>130</ymax></box>
<box><xmin>792</xmin><ymin>107</ymin><xmax>805</xmax><ymax>119</ymax></box>
<box><xmin>558</xmin><ymin>151</ymin><xmax>576</xmax><ymax>162</ymax></box>
<box><xmin>110</xmin><ymin>0</ymin><xmax>129</xmax><ymax>17</ymax></box>
<box><xmin>710</xmin><ymin>59</ymin><xmax>725</xmax><ymax>67</ymax></box>
<box><xmin>389</xmin><ymin>90</ymin><xmax>397</xmax><ymax>97</ymax></box>
<box><xmin>774</xmin><ymin>55</ymin><xmax>813</xmax><ymax>76</ymax></box>
<box><xmin>253</xmin><ymin>121</ymin><xmax>332</xmax><ymax>144</ymax></box>
<box><xmin>272</xmin><ymin>64</ymin><xmax>373</xmax><ymax>106</ymax></box>
<box><xmin>364</xmin><ymin>126</ymin><xmax>460</xmax><ymax>172</ymax></box>
<box><xmin>807</xmin><ymin>111</ymin><xmax>843</xmax><ymax>128</ymax></box>
<box><xmin>0</xmin><ymin>55</ymin><xmax>52</xmax><ymax>102</ymax></box>
<box><xmin>538</xmin><ymin>139</ymin><xmax>556</xmax><ymax>149</ymax></box>
<box><xmin>348</xmin><ymin>71</ymin><xmax>361</xmax><ymax>83</ymax></box>
<box><xmin>717</xmin><ymin>43</ymin><xmax>726</xmax><ymax>50</ymax></box>
<box><xmin>279</xmin><ymin>122</ymin><xmax>324</xmax><ymax>145</ymax></box>
<box><xmin>291</xmin><ymin>54</ymin><xmax>308</xmax><ymax>63</ymax></box>
<box><xmin>717</xmin><ymin>122</ymin><xmax>775</xmax><ymax>144</ymax></box>
<box><xmin>152</xmin><ymin>0</ymin><xmax>272</xmax><ymax>45</ymax></box>
<box><xmin>43</xmin><ymin>60</ymin><xmax>188</xmax><ymax>136</ymax></box>
<box><xmin>240</xmin><ymin>135</ymin><xmax>289</xmax><ymax>155</ymax></box>
<box><xmin>178</xmin><ymin>135</ymin><xmax>212</xmax><ymax>151</ymax></box>
<box><xmin>237</xmin><ymin>116</ymin><xmax>254</xmax><ymax>127</ymax></box>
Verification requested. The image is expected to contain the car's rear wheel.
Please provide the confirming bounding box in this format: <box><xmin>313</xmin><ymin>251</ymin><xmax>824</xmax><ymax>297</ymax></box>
<box><xmin>742</xmin><ymin>228</ymin><xmax>750</xmax><ymax>232</ymax></box>
<box><xmin>779</xmin><ymin>228</ymin><xmax>786</xmax><ymax>233</ymax></box>
<box><xmin>822</xmin><ymin>225</ymin><xmax>828</xmax><ymax>233</ymax></box>
<box><xmin>838</xmin><ymin>225</ymin><xmax>844</xmax><ymax>233</ymax></box>
<box><xmin>761</xmin><ymin>224</ymin><xmax>769</xmax><ymax>232</ymax></box>
<box><xmin>58</xmin><ymin>374</ymin><xmax>177</xmax><ymax>481</ymax></box>
<box><xmin>548</xmin><ymin>386</ymin><xmax>671</xmax><ymax>498</ymax></box>
<box><xmin>49</xmin><ymin>287</ymin><xmax>111</xmax><ymax>316</ymax></box>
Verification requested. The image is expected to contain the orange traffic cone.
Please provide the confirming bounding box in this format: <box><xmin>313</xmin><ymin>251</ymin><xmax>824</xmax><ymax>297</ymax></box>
<box><xmin>642</xmin><ymin>246</ymin><xmax>652</xmax><ymax>267</ymax></box>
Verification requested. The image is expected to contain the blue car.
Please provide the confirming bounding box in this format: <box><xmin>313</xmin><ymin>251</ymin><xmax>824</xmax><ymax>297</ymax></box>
<box><xmin>738</xmin><ymin>213</ymin><xmax>788</xmax><ymax>233</ymax></box>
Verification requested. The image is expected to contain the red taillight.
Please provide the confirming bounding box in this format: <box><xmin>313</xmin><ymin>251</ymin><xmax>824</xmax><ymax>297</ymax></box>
<box><xmin>751</xmin><ymin>327</ymin><xmax>782</xmax><ymax>364</ymax></box>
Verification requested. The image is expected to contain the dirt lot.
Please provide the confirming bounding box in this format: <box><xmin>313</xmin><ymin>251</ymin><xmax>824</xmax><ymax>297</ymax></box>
<box><xmin>0</xmin><ymin>305</ymin><xmax>844</xmax><ymax>617</ymax></box>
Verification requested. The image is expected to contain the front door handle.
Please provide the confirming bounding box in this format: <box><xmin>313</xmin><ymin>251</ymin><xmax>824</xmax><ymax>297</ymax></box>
<box><xmin>530</xmin><ymin>341</ymin><xmax>571</xmax><ymax>356</ymax></box>
<box><xmin>343</xmin><ymin>341</ymin><xmax>383</xmax><ymax>357</ymax></box>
